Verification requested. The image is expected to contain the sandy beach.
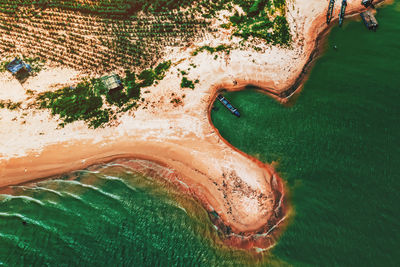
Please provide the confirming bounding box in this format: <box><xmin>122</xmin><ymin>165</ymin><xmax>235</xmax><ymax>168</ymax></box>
<box><xmin>0</xmin><ymin>0</ymin><xmax>381</xmax><ymax>250</ymax></box>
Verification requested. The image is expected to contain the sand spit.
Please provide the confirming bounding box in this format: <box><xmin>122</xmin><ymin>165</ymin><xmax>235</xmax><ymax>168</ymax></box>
<box><xmin>0</xmin><ymin>0</ymin><xmax>382</xmax><ymax>251</ymax></box>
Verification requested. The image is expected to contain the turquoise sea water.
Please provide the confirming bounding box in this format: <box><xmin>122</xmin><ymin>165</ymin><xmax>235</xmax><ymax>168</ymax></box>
<box><xmin>1</xmin><ymin>2</ymin><xmax>399</xmax><ymax>266</ymax></box>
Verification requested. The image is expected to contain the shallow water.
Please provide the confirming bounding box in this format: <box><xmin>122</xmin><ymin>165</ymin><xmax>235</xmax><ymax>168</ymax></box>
<box><xmin>1</xmin><ymin>2</ymin><xmax>399</xmax><ymax>266</ymax></box>
<box><xmin>0</xmin><ymin>162</ymin><xmax>268</xmax><ymax>266</ymax></box>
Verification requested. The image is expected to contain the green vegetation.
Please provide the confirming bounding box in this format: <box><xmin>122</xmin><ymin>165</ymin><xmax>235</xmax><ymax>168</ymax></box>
<box><xmin>0</xmin><ymin>0</ymin><xmax>195</xmax><ymax>16</ymax></box>
<box><xmin>154</xmin><ymin>60</ymin><xmax>171</xmax><ymax>78</ymax></box>
<box><xmin>23</xmin><ymin>56</ymin><xmax>45</xmax><ymax>73</ymax></box>
<box><xmin>0</xmin><ymin>59</ymin><xmax>11</xmax><ymax>72</ymax></box>
<box><xmin>0</xmin><ymin>100</ymin><xmax>22</xmax><ymax>110</ymax></box>
<box><xmin>137</xmin><ymin>60</ymin><xmax>170</xmax><ymax>87</ymax></box>
<box><xmin>170</xmin><ymin>97</ymin><xmax>182</xmax><ymax>105</ymax></box>
<box><xmin>229</xmin><ymin>0</ymin><xmax>291</xmax><ymax>45</ymax></box>
<box><xmin>37</xmin><ymin>82</ymin><xmax>110</xmax><ymax>128</ymax></box>
<box><xmin>124</xmin><ymin>72</ymin><xmax>140</xmax><ymax>99</ymax></box>
<box><xmin>37</xmin><ymin>61</ymin><xmax>171</xmax><ymax>128</ymax></box>
<box><xmin>196</xmin><ymin>0</ymin><xmax>291</xmax><ymax>45</ymax></box>
<box><xmin>126</xmin><ymin>0</ymin><xmax>193</xmax><ymax>14</ymax></box>
<box><xmin>192</xmin><ymin>45</ymin><xmax>232</xmax><ymax>56</ymax></box>
<box><xmin>180</xmin><ymin>77</ymin><xmax>194</xmax><ymax>89</ymax></box>
<box><xmin>198</xmin><ymin>0</ymin><xmax>291</xmax><ymax>46</ymax></box>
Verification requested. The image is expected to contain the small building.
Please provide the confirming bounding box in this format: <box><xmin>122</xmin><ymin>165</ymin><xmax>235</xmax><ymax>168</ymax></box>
<box><xmin>360</xmin><ymin>10</ymin><xmax>378</xmax><ymax>30</ymax></box>
<box><xmin>100</xmin><ymin>74</ymin><xmax>123</xmax><ymax>92</ymax></box>
<box><xmin>6</xmin><ymin>58</ymin><xmax>32</xmax><ymax>81</ymax></box>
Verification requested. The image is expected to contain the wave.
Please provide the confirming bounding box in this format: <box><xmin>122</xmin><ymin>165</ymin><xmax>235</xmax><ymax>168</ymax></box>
<box><xmin>0</xmin><ymin>195</ymin><xmax>44</xmax><ymax>206</ymax></box>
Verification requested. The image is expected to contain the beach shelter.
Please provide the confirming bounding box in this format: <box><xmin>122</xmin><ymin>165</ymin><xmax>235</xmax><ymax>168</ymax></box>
<box><xmin>100</xmin><ymin>74</ymin><xmax>123</xmax><ymax>92</ymax></box>
<box><xmin>6</xmin><ymin>58</ymin><xmax>32</xmax><ymax>75</ymax></box>
<box><xmin>6</xmin><ymin>58</ymin><xmax>32</xmax><ymax>81</ymax></box>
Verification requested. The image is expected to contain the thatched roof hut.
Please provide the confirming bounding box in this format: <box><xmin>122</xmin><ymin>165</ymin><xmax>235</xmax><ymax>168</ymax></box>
<box><xmin>100</xmin><ymin>74</ymin><xmax>123</xmax><ymax>91</ymax></box>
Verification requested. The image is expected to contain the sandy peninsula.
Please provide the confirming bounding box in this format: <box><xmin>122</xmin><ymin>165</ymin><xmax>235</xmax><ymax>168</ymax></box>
<box><xmin>0</xmin><ymin>0</ymin><xmax>381</xmax><ymax>250</ymax></box>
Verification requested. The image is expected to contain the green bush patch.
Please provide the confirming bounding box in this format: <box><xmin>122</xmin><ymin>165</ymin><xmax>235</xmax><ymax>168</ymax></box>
<box><xmin>37</xmin><ymin>61</ymin><xmax>171</xmax><ymax>128</ymax></box>
<box><xmin>229</xmin><ymin>0</ymin><xmax>291</xmax><ymax>45</ymax></box>
<box><xmin>37</xmin><ymin>82</ymin><xmax>110</xmax><ymax>128</ymax></box>
<box><xmin>0</xmin><ymin>100</ymin><xmax>22</xmax><ymax>110</ymax></box>
<box><xmin>180</xmin><ymin>77</ymin><xmax>195</xmax><ymax>89</ymax></box>
<box><xmin>192</xmin><ymin>45</ymin><xmax>231</xmax><ymax>56</ymax></box>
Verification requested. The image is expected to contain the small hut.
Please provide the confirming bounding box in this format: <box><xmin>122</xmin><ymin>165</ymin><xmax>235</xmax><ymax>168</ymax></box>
<box><xmin>6</xmin><ymin>58</ymin><xmax>32</xmax><ymax>81</ymax></box>
<box><xmin>360</xmin><ymin>10</ymin><xmax>378</xmax><ymax>30</ymax></box>
<box><xmin>100</xmin><ymin>74</ymin><xmax>123</xmax><ymax>92</ymax></box>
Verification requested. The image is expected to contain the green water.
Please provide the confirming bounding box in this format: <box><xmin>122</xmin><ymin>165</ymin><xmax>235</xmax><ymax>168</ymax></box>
<box><xmin>1</xmin><ymin>3</ymin><xmax>399</xmax><ymax>267</ymax></box>
<box><xmin>211</xmin><ymin>2</ymin><xmax>400</xmax><ymax>266</ymax></box>
<box><xmin>0</xmin><ymin>162</ymin><xmax>263</xmax><ymax>266</ymax></box>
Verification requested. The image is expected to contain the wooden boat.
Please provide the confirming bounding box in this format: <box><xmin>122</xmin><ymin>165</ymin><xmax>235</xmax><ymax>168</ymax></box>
<box><xmin>360</xmin><ymin>10</ymin><xmax>378</xmax><ymax>30</ymax></box>
<box><xmin>339</xmin><ymin>0</ymin><xmax>347</xmax><ymax>27</ymax></box>
<box><xmin>327</xmin><ymin>0</ymin><xmax>335</xmax><ymax>24</ymax></box>
<box><xmin>216</xmin><ymin>94</ymin><xmax>241</xmax><ymax>117</ymax></box>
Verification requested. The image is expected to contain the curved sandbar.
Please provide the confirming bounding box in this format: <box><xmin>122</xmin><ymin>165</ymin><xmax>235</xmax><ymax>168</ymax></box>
<box><xmin>0</xmin><ymin>0</ymin><xmax>382</xmax><ymax>250</ymax></box>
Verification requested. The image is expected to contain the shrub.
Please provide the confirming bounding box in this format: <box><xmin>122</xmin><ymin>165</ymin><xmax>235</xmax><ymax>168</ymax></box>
<box><xmin>0</xmin><ymin>60</ymin><xmax>11</xmax><ymax>72</ymax></box>
<box><xmin>272</xmin><ymin>16</ymin><xmax>291</xmax><ymax>45</ymax></box>
<box><xmin>154</xmin><ymin>60</ymin><xmax>171</xmax><ymax>79</ymax></box>
<box><xmin>192</xmin><ymin>44</ymin><xmax>231</xmax><ymax>56</ymax></box>
<box><xmin>92</xmin><ymin>78</ymin><xmax>108</xmax><ymax>96</ymax></box>
<box><xmin>170</xmin><ymin>97</ymin><xmax>182</xmax><ymax>105</ymax></box>
<box><xmin>37</xmin><ymin>82</ymin><xmax>110</xmax><ymax>128</ymax></box>
<box><xmin>124</xmin><ymin>71</ymin><xmax>141</xmax><ymax>99</ymax></box>
<box><xmin>0</xmin><ymin>100</ymin><xmax>22</xmax><ymax>110</ymax></box>
<box><xmin>106</xmin><ymin>89</ymin><xmax>130</xmax><ymax>107</ymax></box>
<box><xmin>23</xmin><ymin>57</ymin><xmax>45</xmax><ymax>73</ymax></box>
<box><xmin>228</xmin><ymin>0</ymin><xmax>291</xmax><ymax>45</ymax></box>
<box><xmin>138</xmin><ymin>69</ymin><xmax>156</xmax><ymax>87</ymax></box>
<box><xmin>180</xmin><ymin>77</ymin><xmax>194</xmax><ymax>89</ymax></box>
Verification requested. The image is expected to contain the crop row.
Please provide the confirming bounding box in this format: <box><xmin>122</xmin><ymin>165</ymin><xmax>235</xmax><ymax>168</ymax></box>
<box><xmin>0</xmin><ymin>5</ymin><xmax>212</xmax><ymax>73</ymax></box>
<box><xmin>0</xmin><ymin>0</ymin><xmax>196</xmax><ymax>16</ymax></box>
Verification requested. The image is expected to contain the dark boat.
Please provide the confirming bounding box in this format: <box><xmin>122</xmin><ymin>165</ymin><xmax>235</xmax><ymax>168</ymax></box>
<box><xmin>362</xmin><ymin>0</ymin><xmax>375</xmax><ymax>8</ymax></box>
<box><xmin>216</xmin><ymin>94</ymin><xmax>240</xmax><ymax>117</ymax></box>
<box><xmin>360</xmin><ymin>10</ymin><xmax>378</xmax><ymax>30</ymax></box>
<box><xmin>339</xmin><ymin>0</ymin><xmax>347</xmax><ymax>27</ymax></box>
<box><xmin>327</xmin><ymin>0</ymin><xmax>336</xmax><ymax>24</ymax></box>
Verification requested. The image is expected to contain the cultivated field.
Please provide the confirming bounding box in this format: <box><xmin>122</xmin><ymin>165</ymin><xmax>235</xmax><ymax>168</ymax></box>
<box><xmin>0</xmin><ymin>1</ymin><xmax>212</xmax><ymax>73</ymax></box>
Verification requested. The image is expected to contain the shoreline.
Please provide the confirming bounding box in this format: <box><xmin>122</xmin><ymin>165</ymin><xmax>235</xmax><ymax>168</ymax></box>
<box><xmin>0</xmin><ymin>0</ymin><xmax>384</xmax><ymax>251</ymax></box>
<box><xmin>0</xmin><ymin>138</ymin><xmax>283</xmax><ymax>234</ymax></box>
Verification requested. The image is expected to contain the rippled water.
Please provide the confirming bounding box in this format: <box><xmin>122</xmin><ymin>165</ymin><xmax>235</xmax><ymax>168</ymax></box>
<box><xmin>1</xmin><ymin>2</ymin><xmax>399</xmax><ymax>266</ymax></box>
<box><xmin>0</xmin><ymin>162</ymin><xmax>271</xmax><ymax>266</ymax></box>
